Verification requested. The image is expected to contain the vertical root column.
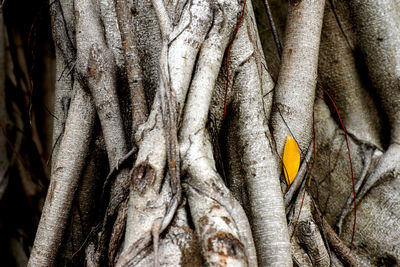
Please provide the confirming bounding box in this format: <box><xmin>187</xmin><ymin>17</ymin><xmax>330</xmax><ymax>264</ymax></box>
<box><xmin>28</xmin><ymin>84</ymin><xmax>96</xmax><ymax>267</ymax></box>
<box><xmin>178</xmin><ymin>2</ymin><xmax>257</xmax><ymax>264</ymax></box>
<box><xmin>233</xmin><ymin>56</ymin><xmax>292</xmax><ymax>266</ymax></box>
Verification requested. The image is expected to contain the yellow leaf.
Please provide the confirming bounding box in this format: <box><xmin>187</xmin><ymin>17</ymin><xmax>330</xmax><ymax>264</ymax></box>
<box><xmin>282</xmin><ymin>135</ymin><xmax>300</xmax><ymax>186</ymax></box>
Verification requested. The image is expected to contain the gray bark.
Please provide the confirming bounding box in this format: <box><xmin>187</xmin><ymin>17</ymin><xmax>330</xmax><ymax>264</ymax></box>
<box><xmin>28</xmin><ymin>84</ymin><xmax>96</xmax><ymax>267</ymax></box>
<box><xmin>271</xmin><ymin>0</ymin><xmax>325</xmax><ymax>155</ymax></box>
<box><xmin>1</xmin><ymin>0</ymin><xmax>399</xmax><ymax>266</ymax></box>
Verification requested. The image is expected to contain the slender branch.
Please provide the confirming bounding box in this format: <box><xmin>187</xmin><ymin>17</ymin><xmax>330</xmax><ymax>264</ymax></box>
<box><xmin>263</xmin><ymin>0</ymin><xmax>282</xmax><ymax>57</ymax></box>
<box><xmin>223</xmin><ymin>0</ymin><xmax>247</xmax><ymax>117</ymax></box>
<box><xmin>284</xmin><ymin>140</ymin><xmax>314</xmax><ymax>208</ymax></box>
<box><xmin>86</xmin><ymin>45</ymin><xmax>127</xmax><ymax>166</ymax></box>
<box><xmin>108</xmin><ymin>198</ymin><xmax>129</xmax><ymax>265</ymax></box>
<box><xmin>336</xmin><ymin>146</ymin><xmax>372</xmax><ymax>233</ymax></box>
<box><xmin>313</xmin><ymin>206</ymin><xmax>361</xmax><ymax>267</ymax></box>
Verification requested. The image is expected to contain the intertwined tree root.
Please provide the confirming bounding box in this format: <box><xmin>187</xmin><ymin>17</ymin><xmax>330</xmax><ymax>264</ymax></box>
<box><xmin>20</xmin><ymin>0</ymin><xmax>400</xmax><ymax>266</ymax></box>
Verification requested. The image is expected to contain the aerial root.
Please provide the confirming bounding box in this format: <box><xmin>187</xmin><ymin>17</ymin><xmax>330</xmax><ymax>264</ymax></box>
<box><xmin>289</xmin><ymin>190</ymin><xmax>330</xmax><ymax>267</ymax></box>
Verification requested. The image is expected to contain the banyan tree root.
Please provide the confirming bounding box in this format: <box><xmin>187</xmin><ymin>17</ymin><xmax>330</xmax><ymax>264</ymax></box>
<box><xmin>289</xmin><ymin>190</ymin><xmax>330</xmax><ymax>267</ymax></box>
<box><xmin>312</xmin><ymin>206</ymin><xmax>361</xmax><ymax>267</ymax></box>
<box><xmin>27</xmin><ymin>2</ymin><xmax>100</xmax><ymax>265</ymax></box>
<box><xmin>27</xmin><ymin>84</ymin><xmax>96</xmax><ymax>267</ymax></box>
<box><xmin>271</xmin><ymin>0</ymin><xmax>325</xmax><ymax>156</ymax></box>
<box><xmin>337</xmin><ymin>0</ymin><xmax>400</xmax><ymax>233</ymax></box>
<box><xmin>73</xmin><ymin>0</ymin><xmax>134</xmax><ymax>264</ymax></box>
<box><xmin>232</xmin><ymin>49</ymin><xmax>291</xmax><ymax>265</ymax></box>
<box><xmin>318</xmin><ymin>0</ymin><xmax>382</xmax><ymax>149</ymax></box>
<box><xmin>113</xmin><ymin>0</ymin><xmax>148</xmax><ymax>138</ymax></box>
<box><xmin>31</xmin><ymin>0</ymin><xmax>400</xmax><ymax>266</ymax></box>
<box><xmin>29</xmin><ymin>0</ymin><xmax>132</xmax><ymax>265</ymax></box>
<box><xmin>178</xmin><ymin>3</ymin><xmax>259</xmax><ymax>262</ymax></box>
<box><xmin>27</xmin><ymin>1</ymin><xmax>96</xmax><ymax>265</ymax></box>
<box><xmin>118</xmin><ymin>0</ymin><xmax>245</xmax><ymax>265</ymax></box>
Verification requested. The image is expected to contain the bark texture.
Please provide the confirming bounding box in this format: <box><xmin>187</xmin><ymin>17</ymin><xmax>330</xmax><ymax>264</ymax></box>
<box><xmin>2</xmin><ymin>0</ymin><xmax>400</xmax><ymax>266</ymax></box>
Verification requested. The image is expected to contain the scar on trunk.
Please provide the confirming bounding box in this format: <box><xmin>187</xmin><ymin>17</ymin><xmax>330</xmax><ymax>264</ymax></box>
<box><xmin>207</xmin><ymin>232</ymin><xmax>246</xmax><ymax>259</ymax></box>
<box><xmin>131</xmin><ymin>163</ymin><xmax>156</xmax><ymax>195</ymax></box>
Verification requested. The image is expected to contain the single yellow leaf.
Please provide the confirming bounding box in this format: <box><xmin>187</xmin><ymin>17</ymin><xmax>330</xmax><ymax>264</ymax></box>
<box><xmin>282</xmin><ymin>135</ymin><xmax>300</xmax><ymax>186</ymax></box>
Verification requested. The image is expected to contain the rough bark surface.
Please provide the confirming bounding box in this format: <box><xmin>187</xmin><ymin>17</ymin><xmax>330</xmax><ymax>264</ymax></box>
<box><xmin>2</xmin><ymin>0</ymin><xmax>400</xmax><ymax>266</ymax></box>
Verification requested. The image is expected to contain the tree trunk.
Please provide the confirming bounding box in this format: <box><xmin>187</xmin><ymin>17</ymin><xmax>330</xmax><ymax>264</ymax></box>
<box><xmin>1</xmin><ymin>0</ymin><xmax>400</xmax><ymax>266</ymax></box>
